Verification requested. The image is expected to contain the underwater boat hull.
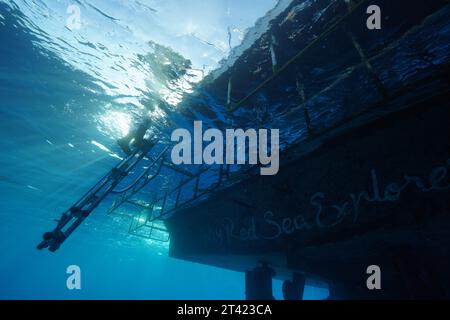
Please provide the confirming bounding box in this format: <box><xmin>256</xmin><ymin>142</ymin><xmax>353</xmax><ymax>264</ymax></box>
<box><xmin>166</xmin><ymin>82</ymin><xmax>450</xmax><ymax>299</ymax></box>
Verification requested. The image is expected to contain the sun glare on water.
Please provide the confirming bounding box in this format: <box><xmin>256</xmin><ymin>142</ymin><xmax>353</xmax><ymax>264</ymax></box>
<box><xmin>98</xmin><ymin>110</ymin><xmax>132</xmax><ymax>139</ymax></box>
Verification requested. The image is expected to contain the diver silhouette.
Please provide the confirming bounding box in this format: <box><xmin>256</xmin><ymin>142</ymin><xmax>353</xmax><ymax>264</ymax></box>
<box><xmin>245</xmin><ymin>262</ymin><xmax>276</xmax><ymax>300</ymax></box>
<box><xmin>282</xmin><ymin>273</ymin><xmax>306</xmax><ymax>300</ymax></box>
<box><xmin>117</xmin><ymin>117</ymin><xmax>153</xmax><ymax>155</ymax></box>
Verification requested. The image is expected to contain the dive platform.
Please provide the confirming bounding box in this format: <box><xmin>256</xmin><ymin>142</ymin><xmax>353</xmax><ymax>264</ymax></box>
<box><xmin>166</xmin><ymin>84</ymin><xmax>450</xmax><ymax>299</ymax></box>
<box><xmin>38</xmin><ymin>0</ymin><xmax>450</xmax><ymax>299</ymax></box>
<box><xmin>163</xmin><ymin>0</ymin><xmax>450</xmax><ymax>299</ymax></box>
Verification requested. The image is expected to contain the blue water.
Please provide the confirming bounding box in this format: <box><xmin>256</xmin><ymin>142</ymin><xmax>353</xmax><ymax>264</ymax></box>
<box><xmin>0</xmin><ymin>0</ymin><xmax>329</xmax><ymax>299</ymax></box>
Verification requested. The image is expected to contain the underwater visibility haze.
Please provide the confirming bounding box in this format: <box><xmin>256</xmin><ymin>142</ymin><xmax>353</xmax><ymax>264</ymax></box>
<box><xmin>2</xmin><ymin>0</ymin><xmax>449</xmax><ymax>301</ymax></box>
<box><xmin>0</xmin><ymin>0</ymin><xmax>329</xmax><ymax>299</ymax></box>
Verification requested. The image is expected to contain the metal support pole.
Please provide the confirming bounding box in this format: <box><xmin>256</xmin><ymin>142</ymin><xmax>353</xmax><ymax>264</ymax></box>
<box><xmin>296</xmin><ymin>77</ymin><xmax>313</xmax><ymax>137</ymax></box>
<box><xmin>270</xmin><ymin>34</ymin><xmax>279</xmax><ymax>73</ymax></box>
<box><xmin>227</xmin><ymin>76</ymin><xmax>233</xmax><ymax>111</ymax></box>
<box><xmin>175</xmin><ymin>186</ymin><xmax>182</xmax><ymax>209</ymax></box>
<box><xmin>345</xmin><ymin>0</ymin><xmax>388</xmax><ymax>100</ymax></box>
<box><xmin>194</xmin><ymin>175</ymin><xmax>200</xmax><ymax>198</ymax></box>
<box><xmin>160</xmin><ymin>194</ymin><xmax>167</xmax><ymax>216</ymax></box>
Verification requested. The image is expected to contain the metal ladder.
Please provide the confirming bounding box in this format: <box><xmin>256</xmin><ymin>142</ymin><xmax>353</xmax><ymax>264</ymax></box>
<box><xmin>108</xmin><ymin>160</ymin><xmax>228</xmax><ymax>242</ymax></box>
<box><xmin>37</xmin><ymin>140</ymin><xmax>161</xmax><ymax>252</ymax></box>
